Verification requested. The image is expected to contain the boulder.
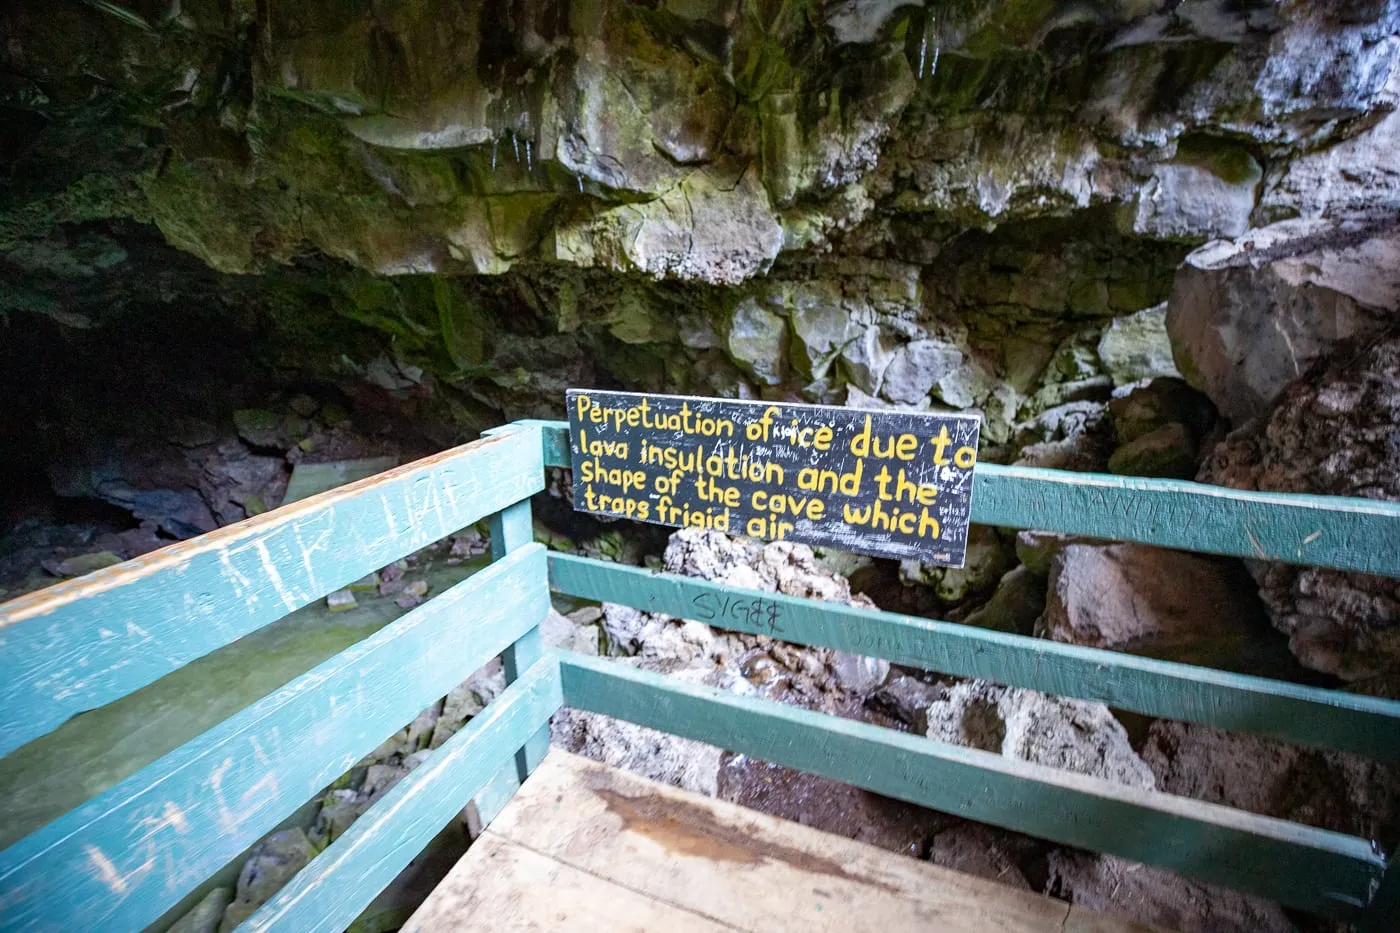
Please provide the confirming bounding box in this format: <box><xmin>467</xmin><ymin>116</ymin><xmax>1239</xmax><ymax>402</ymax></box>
<box><xmin>1106</xmin><ymin>421</ymin><xmax>1197</xmax><ymax>478</ymax></box>
<box><xmin>1096</xmin><ymin>303</ymin><xmax>1182</xmax><ymax>386</ymax></box>
<box><xmin>218</xmin><ymin>829</ymin><xmax>317</xmax><ymax>932</ymax></box>
<box><xmin>881</xmin><ymin>339</ymin><xmax>963</xmax><ymax>405</ymax></box>
<box><xmin>1108</xmin><ymin>377</ymin><xmax>1216</xmax><ymax>446</ymax></box>
<box><xmin>1010</xmin><ymin>401</ymin><xmax>1115</xmax><ymax>473</ymax></box>
<box><xmin>169</xmin><ymin>887</ymin><xmax>232</xmax><ymax>933</ymax></box>
<box><xmin>725</xmin><ymin>296</ymin><xmax>788</xmax><ymax>386</ymax></box>
<box><xmin>1046</xmin><ymin>851</ymin><xmax>1294</xmax><ymax>933</ymax></box>
<box><xmin>1015</xmin><ymin>530</ymin><xmax>1105</xmax><ymax>578</ymax></box>
<box><xmin>1141</xmin><ymin>720</ymin><xmax>1400</xmax><ymax>842</ymax></box>
<box><xmin>552</xmin><ymin>669</ymin><xmax>725</xmax><ymax>797</ymax></box>
<box><xmin>1167</xmin><ymin>261</ymin><xmax>1385</xmax><ymax>427</ymax></box>
<box><xmin>540</xmin><ymin>608</ymin><xmax>601</xmax><ymax>655</ymax></box>
<box><xmin>1042</xmin><ymin>544</ymin><xmax>1273</xmax><ymax>669</ymax></box>
<box><xmin>922</xmin><ymin>681</ymin><xmax>1156</xmax><ymax>789</ymax></box>
<box><xmin>1198</xmin><ymin>335</ymin><xmax>1400</xmax><ymax>680</ymax></box>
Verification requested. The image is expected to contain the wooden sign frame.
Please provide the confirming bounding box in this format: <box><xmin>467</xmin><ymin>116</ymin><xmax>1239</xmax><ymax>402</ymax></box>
<box><xmin>566</xmin><ymin>390</ymin><xmax>980</xmax><ymax>566</ymax></box>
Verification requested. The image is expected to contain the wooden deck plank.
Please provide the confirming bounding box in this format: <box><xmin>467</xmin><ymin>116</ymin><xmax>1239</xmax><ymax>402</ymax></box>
<box><xmin>548</xmin><ymin>553</ymin><xmax>1400</xmax><ymax>762</ymax></box>
<box><xmin>534</xmin><ymin>420</ymin><xmax>1400</xmax><ymax>576</ymax></box>
<box><xmin>555</xmin><ymin>652</ymin><xmax>1381</xmax><ymax>919</ymax></box>
<box><xmin>477</xmin><ymin>751</ymin><xmax>1163</xmax><ymax>933</ymax></box>
<box><xmin>404</xmin><ymin>833</ymin><xmax>739</xmax><ymax>933</ymax></box>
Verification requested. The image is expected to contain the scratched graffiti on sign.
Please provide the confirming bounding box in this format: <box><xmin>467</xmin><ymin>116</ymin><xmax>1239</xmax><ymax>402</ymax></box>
<box><xmin>566</xmin><ymin>390</ymin><xmax>981</xmax><ymax>567</ymax></box>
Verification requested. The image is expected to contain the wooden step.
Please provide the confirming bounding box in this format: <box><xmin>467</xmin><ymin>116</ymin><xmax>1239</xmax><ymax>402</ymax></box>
<box><xmin>405</xmin><ymin>750</ymin><xmax>1165</xmax><ymax>933</ymax></box>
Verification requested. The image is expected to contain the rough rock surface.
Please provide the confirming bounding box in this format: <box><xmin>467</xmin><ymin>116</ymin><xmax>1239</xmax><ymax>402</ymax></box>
<box><xmin>1200</xmin><ymin>335</ymin><xmax>1400</xmax><ymax>679</ymax></box>
<box><xmin>1042</xmin><ymin>543</ymin><xmax>1272</xmax><ymax>668</ymax></box>
<box><xmin>922</xmin><ymin>681</ymin><xmax>1156</xmax><ymax>790</ymax></box>
<box><xmin>552</xmin><ymin>685</ymin><xmax>726</xmax><ymax>797</ymax></box>
<box><xmin>1142</xmin><ymin>720</ymin><xmax>1400</xmax><ymax>844</ymax></box>
<box><xmin>1047</xmin><ymin>851</ymin><xmax>1295</xmax><ymax>933</ymax></box>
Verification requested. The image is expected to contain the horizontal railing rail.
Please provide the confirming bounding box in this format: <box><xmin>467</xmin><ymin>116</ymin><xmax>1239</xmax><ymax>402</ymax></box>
<box><xmin>0</xmin><ymin>543</ymin><xmax>550</xmax><ymax>933</ymax></box>
<box><xmin>240</xmin><ymin>658</ymin><xmax>562</xmax><ymax>933</ymax></box>
<box><xmin>3</xmin><ymin>416</ymin><xmax>1397</xmax><ymax>933</ymax></box>
<box><xmin>548</xmin><ymin>553</ymin><xmax>1400</xmax><ymax>763</ymax></box>
<box><xmin>529</xmin><ymin>419</ymin><xmax>1400</xmax><ymax>577</ymax></box>
<box><xmin>554</xmin><ymin>650</ymin><xmax>1383</xmax><ymax>920</ymax></box>
<box><xmin>0</xmin><ymin>425</ymin><xmax>546</xmax><ymax>759</ymax></box>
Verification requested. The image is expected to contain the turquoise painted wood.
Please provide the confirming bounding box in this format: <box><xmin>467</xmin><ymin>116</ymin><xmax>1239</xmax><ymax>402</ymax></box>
<box><xmin>549</xmin><ymin>553</ymin><xmax>1400</xmax><ymax>763</ymax></box>
<box><xmin>491</xmin><ymin>500</ymin><xmax>550</xmax><ymax>782</ymax></box>
<box><xmin>240</xmin><ymin>659</ymin><xmax>563</xmax><ymax>933</ymax></box>
<box><xmin>0</xmin><ymin>545</ymin><xmax>549</xmax><ymax>933</ymax></box>
<box><xmin>0</xmin><ymin>424</ymin><xmax>545</xmax><ymax>759</ymax></box>
<box><xmin>535</xmin><ymin>421</ymin><xmax>1400</xmax><ymax>576</ymax></box>
<box><xmin>554</xmin><ymin>650</ymin><xmax>1384</xmax><ymax>919</ymax></box>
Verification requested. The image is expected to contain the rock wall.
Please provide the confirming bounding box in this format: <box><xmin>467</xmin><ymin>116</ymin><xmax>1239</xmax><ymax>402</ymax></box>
<box><xmin>5</xmin><ymin>1</ymin><xmax>1399</xmax><ymax>434</ymax></box>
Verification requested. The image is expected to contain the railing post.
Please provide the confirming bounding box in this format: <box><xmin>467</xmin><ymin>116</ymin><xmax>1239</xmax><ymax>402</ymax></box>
<box><xmin>490</xmin><ymin>499</ymin><xmax>551</xmax><ymax>782</ymax></box>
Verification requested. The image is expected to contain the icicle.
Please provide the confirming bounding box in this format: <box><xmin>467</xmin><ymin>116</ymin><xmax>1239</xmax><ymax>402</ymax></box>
<box><xmin>918</xmin><ymin>35</ymin><xmax>927</xmax><ymax>79</ymax></box>
<box><xmin>512</xmin><ymin>133</ymin><xmax>520</xmax><ymax>162</ymax></box>
<box><xmin>576</xmin><ymin>175</ymin><xmax>584</xmax><ymax>193</ymax></box>
<box><xmin>928</xmin><ymin>15</ymin><xmax>939</xmax><ymax>79</ymax></box>
<box><xmin>491</xmin><ymin>137</ymin><xmax>499</xmax><ymax>170</ymax></box>
<box><xmin>525</xmin><ymin>139</ymin><xmax>533</xmax><ymax>172</ymax></box>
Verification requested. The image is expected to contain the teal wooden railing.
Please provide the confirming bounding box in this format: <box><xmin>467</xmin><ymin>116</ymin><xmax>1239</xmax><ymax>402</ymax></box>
<box><xmin>2</xmin><ymin>418</ymin><xmax>1399</xmax><ymax>932</ymax></box>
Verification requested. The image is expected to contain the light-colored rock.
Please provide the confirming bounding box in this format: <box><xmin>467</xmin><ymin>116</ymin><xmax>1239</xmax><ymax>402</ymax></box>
<box><xmin>1096</xmin><ymin>303</ymin><xmax>1181</xmax><ymax>386</ymax></box>
<box><xmin>881</xmin><ymin>339</ymin><xmax>963</xmax><ymax>405</ymax></box>
<box><xmin>1167</xmin><ymin>261</ymin><xmax>1384</xmax><ymax>426</ymax></box>
<box><xmin>1043</xmin><ymin>544</ymin><xmax>1267</xmax><ymax>665</ymax></box>
<box><xmin>556</xmin><ymin>164</ymin><xmax>784</xmax><ymax>286</ymax></box>
<box><xmin>218</xmin><ymin>829</ymin><xmax>317</xmax><ymax>932</ymax></box>
<box><xmin>169</xmin><ymin>887</ymin><xmax>232</xmax><ymax>933</ymax></box>
<box><xmin>1129</xmin><ymin>147</ymin><xmax>1260</xmax><ymax>241</ymax></box>
<box><xmin>552</xmin><ymin>703</ymin><xmax>724</xmax><ymax>797</ymax></box>
<box><xmin>725</xmin><ymin>297</ymin><xmax>788</xmax><ymax>386</ymax></box>
<box><xmin>1010</xmin><ymin>399</ymin><xmax>1114</xmax><ymax>473</ymax></box>
<box><xmin>829</xmin><ymin>652</ymin><xmax>889</xmax><ymax>694</ymax></box>
<box><xmin>541</xmin><ymin>608</ymin><xmax>601</xmax><ymax>655</ymax></box>
<box><xmin>923</xmin><ymin>680</ymin><xmax>1156</xmax><ymax>789</ymax></box>
<box><xmin>326</xmin><ymin>589</ymin><xmax>357</xmax><ymax>612</ymax></box>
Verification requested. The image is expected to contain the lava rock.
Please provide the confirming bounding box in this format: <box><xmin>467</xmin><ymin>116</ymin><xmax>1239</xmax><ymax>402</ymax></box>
<box><xmin>1042</xmin><ymin>544</ymin><xmax>1269</xmax><ymax>667</ymax></box>
<box><xmin>922</xmin><ymin>681</ymin><xmax>1156</xmax><ymax>789</ymax></box>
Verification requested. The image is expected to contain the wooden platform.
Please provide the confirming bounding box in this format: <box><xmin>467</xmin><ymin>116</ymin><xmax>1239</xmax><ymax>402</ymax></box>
<box><xmin>405</xmin><ymin>751</ymin><xmax>1162</xmax><ymax>933</ymax></box>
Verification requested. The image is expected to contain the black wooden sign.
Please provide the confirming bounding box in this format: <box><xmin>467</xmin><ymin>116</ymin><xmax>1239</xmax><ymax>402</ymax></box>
<box><xmin>566</xmin><ymin>390</ymin><xmax>981</xmax><ymax>566</ymax></box>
